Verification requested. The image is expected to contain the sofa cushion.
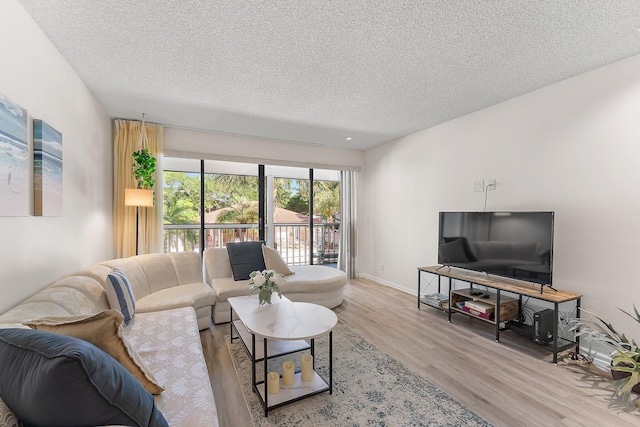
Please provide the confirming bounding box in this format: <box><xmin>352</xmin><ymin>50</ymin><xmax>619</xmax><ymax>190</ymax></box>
<box><xmin>0</xmin><ymin>276</ymin><xmax>110</xmax><ymax>325</ymax></box>
<box><xmin>97</xmin><ymin>259</ymin><xmax>152</xmax><ymax>301</ymax></box>
<box><xmin>166</xmin><ymin>251</ymin><xmax>205</xmax><ymax>284</ymax></box>
<box><xmin>262</xmin><ymin>245</ymin><xmax>294</xmax><ymax>276</ymax></box>
<box><xmin>0</xmin><ymin>328</ymin><xmax>168</xmax><ymax>427</ymax></box>
<box><xmin>105</xmin><ymin>268</ymin><xmax>136</xmax><ymax>325</ymax></box>
<box><xmin>124</xmin><ymin>308</ymin><xmax>218</xmax><ymax>426</ymax></box>
<box><xmin>226</xmin><ymin>241</ymin><xmax>266</xmax><ymax>280</ymax></box>
<box><xmin>25</xmin><ymin>310</ymin><xmax>164</xmax><ymax>395</ymax></box>
<box><xmin>211</xmin><ymin>277</ymin><xmax>252</xmax><ymax>303</ymax></box>
<box><xmin>136</xmin><ymin>282</ymin><xmax>216</xmax><ymax>313</ymax></box>
<box><xmin>132</xmin><ymin>254</ymin><xmax>180</xmax><ymax>293</ymax></box>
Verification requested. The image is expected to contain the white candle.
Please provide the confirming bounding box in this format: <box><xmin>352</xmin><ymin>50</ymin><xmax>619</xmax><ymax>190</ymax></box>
<box><xmin>301</xmin><ymin>354</ymin><xmax>313</xmax><ymax>381</ymax></box>
<box><xmin>282</xmin><ymin>360</ymin><xmax>295</xmax><ymax>386</ymax></box>
<box><xmin>267</xmin><ymin>371</ymin><xmax>280</xmax><ymax>394</ymax></box>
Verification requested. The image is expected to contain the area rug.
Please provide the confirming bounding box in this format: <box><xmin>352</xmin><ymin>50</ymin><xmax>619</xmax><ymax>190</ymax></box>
<box><xmin>226</xmin><ymin>321</ymin><xmax>492</xmax><ymax>426</ymax></box>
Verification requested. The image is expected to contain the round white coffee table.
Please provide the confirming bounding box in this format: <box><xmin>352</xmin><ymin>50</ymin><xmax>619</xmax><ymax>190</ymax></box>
<box><xmin>229</xmin><ymin>297</ymin><xmax>337</xmax><ymax>416</ymax></box>
<box><xmin>243</xmin><ymin>301</ymin><xmax>338</xmax><ymax>340</ymax></box>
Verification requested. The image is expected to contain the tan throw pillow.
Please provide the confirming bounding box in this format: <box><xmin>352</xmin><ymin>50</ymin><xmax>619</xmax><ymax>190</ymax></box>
<box><xmin>26</xmin><ymin>310</ymin><xmax>164</xmax><ymax>395</ymax></box>
<box><xmin>262</xmin><ymin>245</ymin><xmax>294</xmax><ymax>276</ymax></box>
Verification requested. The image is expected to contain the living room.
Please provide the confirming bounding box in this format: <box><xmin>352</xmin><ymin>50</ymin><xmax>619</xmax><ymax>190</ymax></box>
<box><xmin>2</xmin><ymin>1</ymin><xmax>640</xmax><ymax>426</ymax></box>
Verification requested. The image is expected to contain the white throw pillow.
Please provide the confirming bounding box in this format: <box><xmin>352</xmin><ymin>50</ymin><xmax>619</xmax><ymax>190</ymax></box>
<box><xmin>262</xmin><ymin>245</ymin><xmax>294</xmax><ymax>276</ymax></box>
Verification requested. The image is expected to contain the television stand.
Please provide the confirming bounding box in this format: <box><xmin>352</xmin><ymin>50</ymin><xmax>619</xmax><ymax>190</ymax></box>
<box><xmin>417</xmin><ymin>266</ymin><xmax>581</xmax><ymax>364</ymax></box>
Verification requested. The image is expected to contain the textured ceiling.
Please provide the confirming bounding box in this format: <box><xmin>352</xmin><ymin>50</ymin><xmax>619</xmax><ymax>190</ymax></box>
<box><xmin>17</xmin><ymin>1</ymin><xmax>640</xmax><ymax>150</ymax></box>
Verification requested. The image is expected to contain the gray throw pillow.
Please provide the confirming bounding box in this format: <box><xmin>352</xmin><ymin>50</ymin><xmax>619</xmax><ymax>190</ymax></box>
<box><xmin>227</xmin><ymin>241</ymin><xmax>266</xmax><ymax>280</ymax></box>
<box><xmin>0</xmin><ymin>328</ymin><xmax>168</xmax><ymax>427</ymax></box>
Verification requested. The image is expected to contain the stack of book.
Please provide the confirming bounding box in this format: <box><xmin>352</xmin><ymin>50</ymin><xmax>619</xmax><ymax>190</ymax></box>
<box><xmin>462</xmin><ymin>300</ymin><xmax>495</xmax><ymax>320</ymax></box>
<box><xmin>420</xmin><ymin>293</ymin><xmax>449</xmax><ymax>309</ymax></box>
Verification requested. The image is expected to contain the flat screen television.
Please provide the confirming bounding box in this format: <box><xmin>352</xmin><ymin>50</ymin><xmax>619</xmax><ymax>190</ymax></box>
<box><xmin>438</xmin><ymin>211</ymin><xmax>554</xmax><ymax>286</ymax></box>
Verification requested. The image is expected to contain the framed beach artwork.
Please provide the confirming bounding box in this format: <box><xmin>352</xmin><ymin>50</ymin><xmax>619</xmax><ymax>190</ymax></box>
<box><xmin>0</xmin><ymin>92</ymin><xmax>29</xmax><ymax>216</ymax></box>
<box><xmin>33</xmin><ymin>119</ymin><xmax>63</xmax><ymax>216</ymax></box>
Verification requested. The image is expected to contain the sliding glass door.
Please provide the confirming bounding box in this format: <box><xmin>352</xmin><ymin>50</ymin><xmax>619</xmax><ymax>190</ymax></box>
<box><xmin>162</xmin><ymin>157</ymin><xmax>340</xmax><ymax>268</ymax></box>
<box><xmin>313</xmin><ymin>177</ymin><xmax>340</xmax><ymax>266</ymax></box>
<box><xmin>265</xmin><ymin>165</ymin><xmax>310</xmax><ymax>265</ymax></box>
<box><xmin>264</xmin><ymin>165</ymin><xmax>339</xmax><ymax>266</ymax></box>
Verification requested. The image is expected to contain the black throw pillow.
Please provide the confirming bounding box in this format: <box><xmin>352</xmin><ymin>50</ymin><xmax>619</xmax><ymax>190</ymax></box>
<box><xmin>0</xmin><ymin>328</ymin><xmax>168</xmax><ymax>427</ymax></box>
<box><xmin>227</xmin><ymin>241</ymin><xmax>266</xmax><ymax>281</ymax></box>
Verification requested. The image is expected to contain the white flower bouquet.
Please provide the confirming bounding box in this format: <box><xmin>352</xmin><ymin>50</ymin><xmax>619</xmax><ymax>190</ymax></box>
<box><xmin>249</xmin><ymin>269</ymin><xmax>285</xmax><ymax>306</ymax></box>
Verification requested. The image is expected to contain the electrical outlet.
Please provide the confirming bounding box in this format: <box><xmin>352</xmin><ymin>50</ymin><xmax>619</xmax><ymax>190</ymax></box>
<box><xmin>380</xmin><ymin>264</ymin><xmax>385</xmax><ymax>272</ymax></box>
<box><xmin>473</xmin><ymin>180</ymin><xmax>484</xmax><ymax>192</ymax></box>
<box><xmin>487</xmin><ymin>179</ymin><xmax>496</xmax><ymax>191</ymax></box>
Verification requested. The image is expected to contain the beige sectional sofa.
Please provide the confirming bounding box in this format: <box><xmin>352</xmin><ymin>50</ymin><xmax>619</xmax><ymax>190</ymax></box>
<box><xmin>204</xmin><ymin>247</ymin><xmax>348</xmax><ymax>324</ymax></box>
<box><xmin>95</xmin><ymin>251</ymin><xmax>215</xmax><ymax>330</ymax></box>
<box><xmin>0</xmin><ymin>252</ymin><xmax>218</xmax><ymax>427</ymax></box>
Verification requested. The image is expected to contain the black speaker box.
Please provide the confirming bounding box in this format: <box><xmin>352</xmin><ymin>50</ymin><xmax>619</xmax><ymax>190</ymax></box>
<box><xmin>507</xmin><ymin>309</ymin><xmax>555</xmax><ymax>345</ymax></box>
<box><xmin>532</xmin><ymin>308</ymin><xmax>555</xmax><ymax>344</ymax></box>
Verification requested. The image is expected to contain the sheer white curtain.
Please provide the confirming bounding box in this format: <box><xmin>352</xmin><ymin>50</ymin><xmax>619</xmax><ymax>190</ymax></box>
<box><xmin>338</xmin><ymin>170</ymin><xmax>358</xmax><ymax>278</ymax></box>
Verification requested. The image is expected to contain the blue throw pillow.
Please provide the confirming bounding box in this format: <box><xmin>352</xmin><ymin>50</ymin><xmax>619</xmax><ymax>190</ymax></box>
<box><xmin>0</xmin><ymin>328</ymin><xmax>168</xmax><ymax>427</ymax></box>
<box><xmin>105</xmin><ymin>267</ymin><xmax>136</xmax><ymax>325</ymax></box>
<box><xmin>227</xmin><ymin>241</ymin><xmax>266</xmax><ymax>281</ymax></box>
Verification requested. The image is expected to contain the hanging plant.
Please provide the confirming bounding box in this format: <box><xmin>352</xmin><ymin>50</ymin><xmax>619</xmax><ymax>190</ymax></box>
<box><xmin>132</xmin><ymin>148</ymin><xmax>156</xmax><ymax>189</ymax></box>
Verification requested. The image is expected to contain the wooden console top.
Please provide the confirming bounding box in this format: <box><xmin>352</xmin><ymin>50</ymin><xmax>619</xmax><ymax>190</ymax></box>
<box><xmin>418</xmin><ymin>266</ymin><xmax>581</xmax><ymax>303</ymax></box>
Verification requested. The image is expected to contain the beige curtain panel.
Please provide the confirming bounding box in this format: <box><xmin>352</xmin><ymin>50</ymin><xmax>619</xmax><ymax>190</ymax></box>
<box><xmin>113</xmin><ymin>119</ymin><xmax>164</xmax><ymax>258</ymax></box>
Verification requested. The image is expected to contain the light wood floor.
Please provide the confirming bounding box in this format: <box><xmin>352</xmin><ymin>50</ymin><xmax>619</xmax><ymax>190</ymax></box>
<box><xmin>200</xmin><ymin>278</ymin><xmax>640</xmax><ymax>427</ymax></box>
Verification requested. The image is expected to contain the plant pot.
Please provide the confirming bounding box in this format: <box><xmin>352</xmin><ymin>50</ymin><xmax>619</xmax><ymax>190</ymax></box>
<box><xmin>611</xmin><ymin>369</ymin><xmax>640</xmax><ymax>394</ymax></box>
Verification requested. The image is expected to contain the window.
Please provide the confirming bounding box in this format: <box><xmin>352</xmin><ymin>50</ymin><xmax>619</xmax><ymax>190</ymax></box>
<box><xmin>163</xmin><ymin>158</ymin><xmax>340</xmax><ymax>268</ymax></box>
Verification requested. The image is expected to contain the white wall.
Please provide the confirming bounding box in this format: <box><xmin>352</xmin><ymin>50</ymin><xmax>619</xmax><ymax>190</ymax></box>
<box><xmin>164</xmin><ymin>127</ymin><xmax>364</xmax><ymax>171</ymax></box>
<box><xmin>0</xmin><ymin>0</ymin><xmax>113</xmax><ymax>314</ymax></box>
<box><xmin>360</xmin><ymin>53</ymin><xmax>640</xmax><ymax>334</ymax></box>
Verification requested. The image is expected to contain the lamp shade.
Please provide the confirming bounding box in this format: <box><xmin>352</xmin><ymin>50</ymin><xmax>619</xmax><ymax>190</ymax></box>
<box><xmin>124</xmin><ymin>188</ymin><xmax>153</xmax><ymax>207</ymax></box>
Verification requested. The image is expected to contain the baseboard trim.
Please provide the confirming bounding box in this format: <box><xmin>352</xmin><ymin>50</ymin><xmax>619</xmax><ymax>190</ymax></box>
<box><xmin>578</xmin><ymin>346</ymin><xmax>612</xmax><ymax>371</ymax></box>
<box><xmin>358</xmin><ymin>274</ymin><xmax>414</xmax><ymax>296</ymax></box>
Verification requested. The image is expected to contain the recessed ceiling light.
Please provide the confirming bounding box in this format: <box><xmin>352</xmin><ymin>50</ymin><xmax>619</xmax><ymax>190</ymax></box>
<box><xmin>345</xmin><ymin>137</ymin><xmax>352</xmax><ymax>141</ymax></box>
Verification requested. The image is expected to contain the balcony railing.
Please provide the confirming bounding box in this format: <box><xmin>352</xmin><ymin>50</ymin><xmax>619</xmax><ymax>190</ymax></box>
<box><xmin>164</xmin><ymin>223</ymin><xmax>340</xmax><ymax>266</ymax></box>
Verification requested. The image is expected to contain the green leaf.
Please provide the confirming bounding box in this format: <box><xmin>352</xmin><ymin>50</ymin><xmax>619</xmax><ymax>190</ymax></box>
<box><xmin>132</xmin><ymin>149</ymin><xmax>157</xmax><ymax>189</ymax></box>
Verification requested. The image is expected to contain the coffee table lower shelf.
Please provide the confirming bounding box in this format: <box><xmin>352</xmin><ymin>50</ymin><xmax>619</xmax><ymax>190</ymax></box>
<box><xmin>250</xmin><ymin>331</ymin><xmax>333</xmax><ymax>416</ymax></box>
<box><xmin>256</xmin><ymin>371</ymin><xmax>330</xmax><ymax>410</ymax></box>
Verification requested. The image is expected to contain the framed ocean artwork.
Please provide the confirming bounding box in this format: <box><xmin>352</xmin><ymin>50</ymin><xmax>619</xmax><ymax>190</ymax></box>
<box><xmin>0</xmin><ymin>92</ymin><xmax>29</xmax><ymax>216</ymax></box>
<box><xmin>33</xmin><ymin>119</ymin><xmax>63</xmax><ymax>216</ymax></box>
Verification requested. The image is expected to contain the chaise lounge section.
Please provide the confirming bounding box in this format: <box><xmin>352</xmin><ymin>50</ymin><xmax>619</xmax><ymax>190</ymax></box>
<box><xmin>204</xmin><ymin>245</ymin><xmax>348</xmax><ymax>324</ymax></box>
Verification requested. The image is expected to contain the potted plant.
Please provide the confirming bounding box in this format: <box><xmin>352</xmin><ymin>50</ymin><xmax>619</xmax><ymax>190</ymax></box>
<box><xmin>570</xmin><ymin>305</ymin><xmax>640</xmax><ymax>409</ymax></box>
<box><xmin>248</xmin><ymin>270</ymin><xmax>285</xmax><ymax>306</ymax></box>
<box><xmin>132</xmin><ymin>148</ymin><xmax>156</xmax><ymax>189</ymax></box>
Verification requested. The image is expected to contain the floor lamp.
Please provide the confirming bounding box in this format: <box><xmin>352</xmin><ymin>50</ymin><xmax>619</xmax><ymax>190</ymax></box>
<box><xmin>124</xmin><ymin>188</ymin><xmax>154</xmax><ymax>255</ymax></box>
